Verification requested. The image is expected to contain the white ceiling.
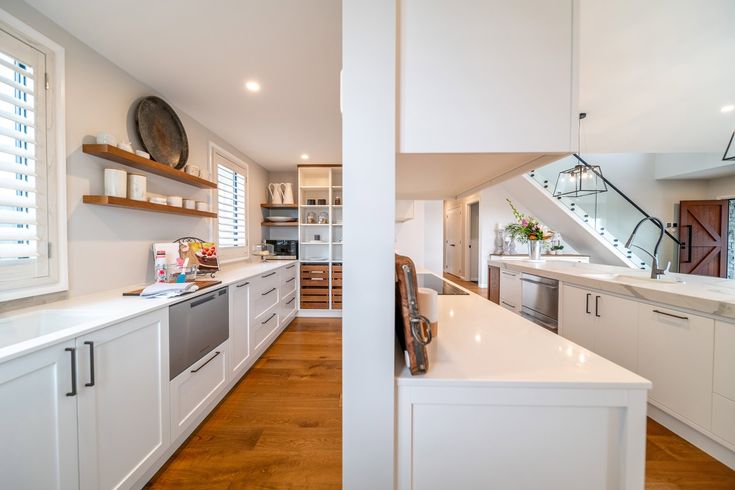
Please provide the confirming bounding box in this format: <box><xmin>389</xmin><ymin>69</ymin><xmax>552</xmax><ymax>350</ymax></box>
<box><xmin>579</xmin><ymin>0</ymin><xmax>735</xmax><ymax>154</ymax></box>
<box><xmin>25</xmin><ymin>0</ymin><xmax>342</xmax><ymax>171</ymax></box>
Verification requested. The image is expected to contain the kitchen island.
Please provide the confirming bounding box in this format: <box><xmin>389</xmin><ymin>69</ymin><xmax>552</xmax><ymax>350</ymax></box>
<box><xmin>395</xmin><ymin>274</ymin><xmax>651</xmax><ymax>489</ymax></box>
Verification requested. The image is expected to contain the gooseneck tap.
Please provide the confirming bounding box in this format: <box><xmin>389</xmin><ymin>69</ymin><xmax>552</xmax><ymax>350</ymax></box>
<box><xmin>625</xmin><ymin>217</ymin><xmax>668</xmax><ymax>279</ymax></box>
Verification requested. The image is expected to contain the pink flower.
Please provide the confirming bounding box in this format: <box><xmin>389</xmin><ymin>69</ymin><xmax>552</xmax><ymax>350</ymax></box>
<box><xmin>521</xmin><ymin>219</ymin><xmax>528</xmax><ymax>226</ymax></box>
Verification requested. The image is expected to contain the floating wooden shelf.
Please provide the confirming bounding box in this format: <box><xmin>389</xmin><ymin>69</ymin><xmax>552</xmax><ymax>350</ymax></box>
<box><xmin>83</xmin><ymin>144</ymin><xmax>217</xmax><ymax>189</ymax></box>
<box><xmin>261</xmin><ymin>221</ymin><xmax>298</xmax><ymax>227</ymax></box>
<box><xmin>83</xmin><ymin>195</ymin><xmax>217</xmax><ymax>218</ymax></box>
<box><xmin>260</xmin><ymin>204</ymin><xmax>298</xmax><ymax>209</ymax></box>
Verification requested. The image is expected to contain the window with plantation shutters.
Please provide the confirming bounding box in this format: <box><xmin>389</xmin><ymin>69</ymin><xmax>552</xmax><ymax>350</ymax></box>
<box><xmin>216</xmin><ymin>152</ymin><xmax>248</xmax><ymax>251</ymax></box>
<box><xmin>0</xmin><ymin>26</ymin><xmax>52</xmax><ymax>291</ymax></box>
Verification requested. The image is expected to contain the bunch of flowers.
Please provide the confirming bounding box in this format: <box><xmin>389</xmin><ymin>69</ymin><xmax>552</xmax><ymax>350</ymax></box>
<box><xmin>504</xmin><ymin>199</ymin><xmax>553</xmax><ymax>242</ymax></box>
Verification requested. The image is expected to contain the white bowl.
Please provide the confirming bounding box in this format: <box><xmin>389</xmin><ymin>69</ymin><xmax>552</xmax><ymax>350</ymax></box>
<box><xmin>167</xmin><ymin>196</ymin><xmax>183</xmax><ymax>207</ymax></box>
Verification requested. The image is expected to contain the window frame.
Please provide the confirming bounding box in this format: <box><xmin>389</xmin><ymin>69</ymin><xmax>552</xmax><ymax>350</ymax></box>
<box><xmin>210</xmin><ymin>142</ymin><xmax>249</xmax><ymax>263</ymax></box>
<box><xmin>0</xmin><ymin>8</ymin><xmax>67</xmax><ymax>302</ymax></box>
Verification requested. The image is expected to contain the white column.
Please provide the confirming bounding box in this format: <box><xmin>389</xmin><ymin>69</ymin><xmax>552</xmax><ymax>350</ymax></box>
<box><xmin>342</xmin><ymin>0</ymin><xmax>396</xmax><ymax>488</ymax></box>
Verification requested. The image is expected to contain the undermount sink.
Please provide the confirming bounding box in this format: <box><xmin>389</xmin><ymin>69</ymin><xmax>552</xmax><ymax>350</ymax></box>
<box><xmin>0</xmin><ymin>309</ymin><xmax>111</xmax><ymax>349</ymax></box>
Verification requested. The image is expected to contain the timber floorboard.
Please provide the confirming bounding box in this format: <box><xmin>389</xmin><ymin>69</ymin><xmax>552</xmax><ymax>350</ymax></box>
<box><xmin>146</xmin><ymin>314</ymin><xmax>734</xmax><ymax>489</ymax></box>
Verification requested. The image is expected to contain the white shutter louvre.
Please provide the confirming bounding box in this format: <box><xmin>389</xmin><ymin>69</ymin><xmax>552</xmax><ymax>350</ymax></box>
<box><xmin>217</xmin><ymin>163</ymin><xmax>247</xmax><ymax>248</ymax></box>
<box><xmin>0</xmin><ymin>32</ymin><xmax>49</xmax><ymax>284</ymax></box>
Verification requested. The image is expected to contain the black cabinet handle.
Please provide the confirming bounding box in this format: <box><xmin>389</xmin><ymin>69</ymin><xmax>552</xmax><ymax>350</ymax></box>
<box><xmin>84</xmin><ymin>341</ymin><xmax>95</xmax><ymax>387</ymax></box>
<box><xmin>262</xmin><ymin>287</ymin><xmax>276</xmax><ymax>296</ymax></box>
<box><xmin>236</xmin><ymin>281</ymin><xmax>250</xmax><ymax>288</ymax></box>
<box><xmin>286</xmin><ymin>297</ymin><xmax>296</xmax><ymax>305</ymax></box>
<box><xmin>286</xmin><ymin>264</ymin><xmax>296</xmax><ymax>269</ymax></box>
<box><xmin>652</xmin><ymin>309</ymin><xmax>689</xmax><ymax>321</ymax></box>
<box><xmin>65</xmin><ymin>347</ymin><xmax>77</xmax><ymax>397</ymax></box>
<box><xmin>190</xmin><ymin>351</ymin><xmax>220</xmax><ymax>373</ymax></box>
<box><xmin>501</xmin><ymin>300</ymin><xmax>515</xmax><ymax>308</ymax></box>
<box><xmin>261</xmin><ymin>313</ymin><xmax>277</xmax><ymax>325</ymax></box>
<box><xmin>595</xmin><ymin>296</ymin><xmax>601</xmax><ymax>318</ymax></box>
<box><xmin>286</xmin><ymin>277</ymin><xmax>295</xmax><ymax>283</ymax></box>
<box><xmin>585</xmin><ymin>293</ymin><xmax>591</xmax><ymax>314</ymax></box>
<box><xmin>262</xmin><ymin>271</ymin><xmax>276</xmax><ymax>278</ymax></box>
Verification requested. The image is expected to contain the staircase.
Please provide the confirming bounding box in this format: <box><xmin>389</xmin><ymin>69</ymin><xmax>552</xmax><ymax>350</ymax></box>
<box><xmin>512</xmin><ymin>154</ymin><xmax>681</xmax><ymax>272</ymax></box>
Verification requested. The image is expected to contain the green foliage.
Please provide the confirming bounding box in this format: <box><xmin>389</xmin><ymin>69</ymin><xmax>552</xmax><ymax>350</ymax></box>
<box><xmin>504</xmin><ymin>199</ymin><xmax>553</xmax><ymax>243</ymax></box>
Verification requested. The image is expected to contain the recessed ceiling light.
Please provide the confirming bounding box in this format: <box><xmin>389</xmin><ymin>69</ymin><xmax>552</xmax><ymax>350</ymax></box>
<box><xmin>721</xmin><ymin>104</ymin><xmax>734</xmax><ymax>113</ymax></box>
<box><xmin>300</xmin><ymin>153</ymin><xmax>309</xmax><ymax>161</ymax></box>
<box><xmin>244</xmin><ymin>80</ymin><xmax>261</xmax><ymax>92</ymax></box>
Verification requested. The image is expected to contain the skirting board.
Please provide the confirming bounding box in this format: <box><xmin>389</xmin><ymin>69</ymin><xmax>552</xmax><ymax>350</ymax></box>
<box><xmin>647</xmin><ymin>403</ymin><xmax>735</xmax><ymax>470</ymax></box>
<box><xmin>297</xmin><ymin>309</ymin><xmax>342</xmax><ymax>318</ymax></box>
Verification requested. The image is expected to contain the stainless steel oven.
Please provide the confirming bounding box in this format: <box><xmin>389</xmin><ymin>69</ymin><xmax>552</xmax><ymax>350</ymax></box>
<box><xmin>169</xmin><ymin>286</ymin><xmax>229</xmax><ymax>379</ymax></box>
<box><xmin>520</xmin><ymin>273</ymin><xmax>559</xmax><ymax>333</ymax></box>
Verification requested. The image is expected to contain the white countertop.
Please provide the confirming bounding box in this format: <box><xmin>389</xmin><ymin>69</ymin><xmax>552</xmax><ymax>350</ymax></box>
<box><xmin>396</xmin><ymin>275</ymin><xmax>651</xmax><ymax>389</ymax></box>
<box><xmin>0</xmin><ymin>259</ymin><xmax>297</xmax><ymax>364</ymax></box>
<box><xmin>489</xmin><ymin>259</ymin><xmax>735</xmax><ymax>321</ymax></box>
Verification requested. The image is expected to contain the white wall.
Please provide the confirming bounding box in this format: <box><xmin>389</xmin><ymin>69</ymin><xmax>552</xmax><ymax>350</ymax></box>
<box><xmin>1</xmin><ymin>0</ymin><xmax>267</xmax><ymax>309</ymax></box>
<box><xmin>395</xmin><ymin>201</ymin><xmax>443</xmax><ymax>275</ymax></box>
<box><xmin>709</xmin><ymin>175</ymin><xmax>735</xmax><ymax>199</ymax></box>
<box><xmin>342</xmin><ymin>0</ymin><xmax>395</xmax><ymax>487</ymax></box>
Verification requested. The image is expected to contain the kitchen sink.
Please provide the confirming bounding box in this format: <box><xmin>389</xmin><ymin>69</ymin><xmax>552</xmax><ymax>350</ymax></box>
<box><xmin>580</xmin><ymin>272</ymin><xmax>684</xmax><ymax>285</ymax></box>
<box><xmin>0</xmin><ymin>310</ymin><xmax>111</xmax><ymax>349</ymax></box>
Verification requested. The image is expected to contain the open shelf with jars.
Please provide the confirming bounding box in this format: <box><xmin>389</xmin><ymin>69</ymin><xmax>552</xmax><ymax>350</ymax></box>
<box><xmin>298</xmin><ymin>164</ymin><xmax>342</xmax><ymax>313</ymax></box>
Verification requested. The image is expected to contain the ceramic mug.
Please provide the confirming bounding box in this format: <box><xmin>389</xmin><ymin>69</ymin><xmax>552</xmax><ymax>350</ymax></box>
<box><xmin>183</xmin><ymin>199</ymin><xmax>196</xmax><ymax>209</ymax></box>
<box><xmin>127</xmin><ymin>174</ymin><xmax>147</xmax><ymax>201</ymax></box>
<box><xmin>103</xmin><ymin>168</ymin><xmax>127</xmax><ymax>198</ymax></box>
<box><xmin>167</xmin><ymin>196</ymin><xmax>183</xmax><ymax>207</ymax></box>
<box><xmin>117</xmin><ymin>141</ymin><xmax>133</xmax><ymax>153</ymax></box>
<box><xmin>196</xmin><ymin>201</ymin><xmax>209</xmax><ymax>212</ymax></box>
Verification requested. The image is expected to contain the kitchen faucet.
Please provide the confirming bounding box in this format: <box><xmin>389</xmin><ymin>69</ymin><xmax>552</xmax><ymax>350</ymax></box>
<box><xmin>624</xmin><ymin>216</ymin><xmax>669</xmax><ymax>279</ymax></box>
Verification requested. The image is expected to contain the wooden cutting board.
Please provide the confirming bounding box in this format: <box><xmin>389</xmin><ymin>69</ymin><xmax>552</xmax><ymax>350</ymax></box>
<box><xmin>123</xmin><ymin>280</ymin><xmax>222</xmax><ymax>296</ymax></box>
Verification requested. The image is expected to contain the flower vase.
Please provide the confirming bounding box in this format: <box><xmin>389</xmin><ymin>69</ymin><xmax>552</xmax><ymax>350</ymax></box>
<box><xmin>528</xmin><ymin>240</ymin><xmax>543</xmax><ymax>261</ymax></box>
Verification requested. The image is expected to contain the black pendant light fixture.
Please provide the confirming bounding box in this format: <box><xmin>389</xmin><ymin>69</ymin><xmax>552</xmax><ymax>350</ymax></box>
<box><xmin>723</xmin><ymin>130</ymin><xmax>735</xmax><ymax>161</ymax></box>
<box><xmin>552</xmin><ymin>161</ymin><xmax>608</xmax><ymax>198</ymax></box>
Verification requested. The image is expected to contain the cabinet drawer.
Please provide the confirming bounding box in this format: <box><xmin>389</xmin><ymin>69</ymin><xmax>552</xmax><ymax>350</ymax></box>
<box><xmin>712</xmin><ymin>393</ymin><xmax>735</xmax><ymax>446</ymax></box>
<box><xmin>251</xmin><ymin>273</ymin><xmax>280</xmax><ymax>319</ymax></box>
<box><xmin>638</xmin><ymin>304</ymin><xmax>714</xmax><ymax>429</ymax></box>
<box><xmin>714</xmin><ymin>321</ymin><xmax>735</xmax><ymax>401</ymax></box>
<box><xmin>253</xmin><ymin>306</ymin><xmax>280</xmax><ymax>352</ymax></box>
<box><xmin>280</xmin><ymin>265</ymin><xmax>298</xmax><ymax>297</ymax></box>
<box><xmin>280</xmin><ymin>290</ymin><xmax>298</xmax><ymax>327</ymax></box>
<box><xmin>170</xmin><ymin>340</ymin><xmax>227</xmax><ymax>440</ymax></box>
<box><xmin>499</xmin><ymin>270</ymin><xmax>521</xmax><ymax>306</ymax></box>
<box><xmin>500</xmin><ymin>299</ymin><xmax>518</xmax><ymax>312</ymax></box>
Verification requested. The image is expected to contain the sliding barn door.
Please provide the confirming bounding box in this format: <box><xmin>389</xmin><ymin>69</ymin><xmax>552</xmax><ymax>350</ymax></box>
<box><xmin>679</xmin><ymin>200</ymin><xmax>729</xmax><ymax>277</ymax></box>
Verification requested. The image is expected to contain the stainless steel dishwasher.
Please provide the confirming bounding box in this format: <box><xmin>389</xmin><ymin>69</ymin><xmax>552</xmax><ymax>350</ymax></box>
<box><xmin>520</xmin><ymin>273</ymin><xmax>559</xmax><ymax>333</ymax></box>
<box><xmin>169</xmin><ymin>286</ymin><xmax>229</xmax><ymax>380</ymax></box>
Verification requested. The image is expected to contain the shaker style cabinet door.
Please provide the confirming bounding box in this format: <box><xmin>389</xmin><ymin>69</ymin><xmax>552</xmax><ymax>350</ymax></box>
<box><xmin>0</xmin><ymin>341</ymin><xmax>79</xmax><ymax>490</ymax></box>
<box><xmin>76</xmin><ymin>310</ymin><xmax>170</xmax><ymax>490</ymax></box>
<box><xmin>593</xmin><ymin>294</ymin><xmax>638</xmax><ymax>372</ymax></box>
<box><xmin>560</xmin><ymin>285</ymin><xmax>595</xmax><ymax>350</ymax></box>
<box><xmin>229</xmin><ymin>280</ymin><xmax>253</xmax><ymax>378</ymax></box>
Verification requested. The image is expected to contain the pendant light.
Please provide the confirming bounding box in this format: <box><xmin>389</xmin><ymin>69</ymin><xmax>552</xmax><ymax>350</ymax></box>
<box><xmin>723</xmin><ymin>130</ymin><xmax>735</xmax><ymax>161</ymax></box>
<box><xmin>553</xmin><ymin>114</ymin><xmax>608</xmax><ymax>198</ymax></box>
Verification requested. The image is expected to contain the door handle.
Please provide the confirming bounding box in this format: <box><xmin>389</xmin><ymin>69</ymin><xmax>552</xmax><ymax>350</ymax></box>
<box><xmin>262</xmin><ymin>287</ymin><xmax>277</xmax><ymax>296</ymax></box>
<box><xmin>449</xmin><ymin>244</ymin><xmax>456</xmax><ymax>247</ymax></box>
<box><xmin>286</xmin><ymin>297</ymin><xmax>296</xmax><ymax>305</ymax></box>
<box><xmin>261</xmin><ymin>271</ymin><xmax>276</xmax><ymax>278</ymax></box>
<box><xmin>65</xmin><ymin>347</ymin><xmax>77</xmax><ymax>397</ymax></box>
<box><xmin>595</xmin><ymin>295</ymin><xmax>601</xmax><ymax>318</ymax></box>
<box><xmin>652</xmin><ymin>309</ymin><xmax>688</xmax><ymax>321</ymax></box>
<box><xmin>84</xmin><ymin>341</ymin><xmax>95</xmax><ymax>387</ymax></box>
<box><xmin>680</xmin><ymin>225</ymin><xmax>692</xmax><ymax>263</ymax></box>
<box><xmin>190</xmin><ymin>351</ymin><xmax>220</xmax><ymax>373</ymax></box>
<box><xmin>585</xmin><ymin>293</ymin><xmax>591</xmax><ymax>314</ymax></box>
<box><xmin>286</xmin><ymin>277</ymin><xmax>295</xmax><ymax>283</ymax></box>
<box><xmin>236</xmin><ymin>281</ymin><xmax>250</xmax><ymax>288</ymax></box>
<box><xmin>286</xmin><ymin>264</ymin><xmax>296</xmax><ymax>269</ymax></box>
<box><xmin>261</xmin><ymin>313</ymin><xmax>277</xmax><ymax>325</ymax></box>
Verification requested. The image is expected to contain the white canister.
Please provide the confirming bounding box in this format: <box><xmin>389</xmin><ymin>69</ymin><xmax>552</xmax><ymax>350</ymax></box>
<box><xmin>96</xmin><ymin>132</ymin><xmax>117</xmax><ymax>146</ymax></box>
<box><xmin>167</xmin><ymin>196</ymin><xmax>183</xmax><ymax>207</ymax></box>
<box><xmin>196</xmin><ymin>201</ymin><xmax>209</xmax><ymax>212</ymax></box>
<box><xmin>185</xmin><ymin>165</ymin><xmax>200</xmax><ymax>177</ymax></box>
<box><xmin>127</xmin><ymin>174</ymin><xmax>147</xmax><ymax>201</ymax></box>
<box><xmin>183</xmin><ymin>199</ymin><xmax>196</xmax><ymax>209</ymax></box>
<box><xmin>103</xmin><ymin>168</ymin><xmax>127</xmax><ymax>198</ymax></box>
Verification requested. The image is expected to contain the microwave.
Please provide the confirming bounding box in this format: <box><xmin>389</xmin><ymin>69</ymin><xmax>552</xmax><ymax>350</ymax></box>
<box><xmin>265</xmin><ymin>240</ymin><xmax>298</xmax><ymax>260</ymax></box>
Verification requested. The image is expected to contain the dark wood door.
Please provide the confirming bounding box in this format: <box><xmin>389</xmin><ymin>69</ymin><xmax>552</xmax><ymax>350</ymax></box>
<box><xmin>679</xmin><ymin>200</ymin><xmax>729</xmax><ymax>277</ymax></box>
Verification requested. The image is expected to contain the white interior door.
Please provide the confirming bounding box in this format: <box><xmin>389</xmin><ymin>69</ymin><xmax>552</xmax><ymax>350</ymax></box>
<box><xmin>445</xmin><ymin>207</ymin><xmax>462</xmax><ymax>276</ymax></box>
<box><xmin>469</xmin><ymin>203</ymin><xmax>479</xmax><ymax>281</ymax></box>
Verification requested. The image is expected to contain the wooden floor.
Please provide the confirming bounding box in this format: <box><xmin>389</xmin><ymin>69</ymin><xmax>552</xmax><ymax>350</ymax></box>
<box><xmin>146</xmin><ymin>313</ymin><xmax>734</xmax><ymax>489</ymax></box>
<box><xmin>146</xmin><ymin>318</ymin><xmax>342</xmax><ymax>489</ymax></box>
<box><xmin>444</xmin><ymin>272</ymin><xmax>488</xmax><ymax>298</ymax></box>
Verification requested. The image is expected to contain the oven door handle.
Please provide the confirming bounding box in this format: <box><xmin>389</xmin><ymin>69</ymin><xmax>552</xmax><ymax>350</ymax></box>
<box><xmin>519</xmin><ymin>277</ymin><xmax>558</xmax><ymax>289</ymax></box>
<box><xmin>520</xmin><ymin>311</ymin><xmax>558</xmax><ymax>332</ymax></box>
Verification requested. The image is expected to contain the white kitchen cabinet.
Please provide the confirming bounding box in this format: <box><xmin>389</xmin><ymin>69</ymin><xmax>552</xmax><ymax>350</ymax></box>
<box><xmin>251</xmin><ymin>269</ymin><xmax>280</xmax><ymax>319</ymax></box>
<box><xmin>714</xmin><ymin>320</ymin><xmax>735</xmax><ymax>402</ymax></box>
<box><xmin>638</xmin><ymin>305</ymin><xmax>714</xmax><ymax>429</ymax></box>
<box><xmin>229</xmin><ymin>279</ymin><xmax>252</xmax><ymax>378</ymax></box>
<box><xmin>399</xmin><ymin>0</ymin><xmax>575</xmax><ymax>153</ymax></box>
<box><xmin>0</xmin><ymin>341</ymin><xmax>79</xmax><ymax>489</ymax></box>
<box><xmin>561</xmin><ymin>285</ymin><xmax>638</xmax><ymax>371</ymax></box>
<box><xmin>170</xmin><ymin>340</ymin><xmax>228</xmax><ymax>441</ymax></box>
<box><xmin>712</xmin><ymin>394</ymin><xmax>735</xmax><ymax>446</ymax></box>
<box><xmin>561</xmin><ymin>285</ymin><xmax>595</xmax><ymax>351</ymax></box>
<box><xmin>280</xmin><ymin>290</ymin><xmax>298</xmax><ymax>328</ymax></box>
<box><xmin>253</xmin><ymin>306</ymin><xmax>280</xmax><ymax>355</ymax></box>
<box><xmin>76</xmin><ymin>309</ymin><xmax>169</xmax><ymax>490</ymax></box>
<box><xmin>499</xmin><ymin>269</ymin><xmax>521</xmax><ymax>312</ymax></box>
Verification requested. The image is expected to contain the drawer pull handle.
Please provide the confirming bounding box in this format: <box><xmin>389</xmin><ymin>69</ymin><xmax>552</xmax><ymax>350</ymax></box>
<box><xmin>190</xmin><ymin>294</ymin><xmax>215</xmax><ymax>308</ymax></box>
<box><xmin>236</xmin><ymin>281</ymin><xmax>250</xmax><ymax>288</ymax></box>
<box><xmin>286</xmin><ymin>264</ymin><xmax>296</xmax><ymax>269</ymax></box>
<box><xmin>501</xmin><ymin>300</ymin><xmax>515</xmax><ymax>308</ymax></box>
<box><xmin>652</xmin><ymin>309</ymin><xmax>688</xmax><ymax>321</ymax></box>
<box><xmin>190</xmin><ymin>351</ymin><xmax>220</xmax><ymax>373</ymax></box>
<box><xmin>65</xmin><ymin>347</ymin><xmax>77</xmax><ymax>397</ymax></box>
<box><xmin>262</xmin><ymin>287</ymin><xmax>277</xmax><ymax>296</ymax></box>
<box><xmin>261</xmin><ymin>313</ymin><xmax>277</xmax><ymax>325</ymax></box>
<box><xmin>585</xmin><ymin>293</ymin><xmax>591</xmax><ymax>314</ymax></box>
<box><xmin>501</xmin><ymin>271</ymin><xmax>516</xmax><ymax>277</ymax></box>
<box><xmin>286</xmin><ymin>297</ymin><xmax>296</xmax><ymax>305</ymax></box>
<box><xmin>84</xmin><ymin>341</ymin><xmax>95</xmax><ymax>387</ymax></box>
<box><xmin>262</xmin><ymin>272</ymin><xmax>276</xmax><ymax>278</ymax></box>
<box><xmin>595</xmin><ymin>295</ymin><xmax>601</xmax><ymax>318</ymax></box>
<box><xmin>286</xmin><ymin>277</ymin><xmax>295</xmax><ymax>283</ymax></box>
